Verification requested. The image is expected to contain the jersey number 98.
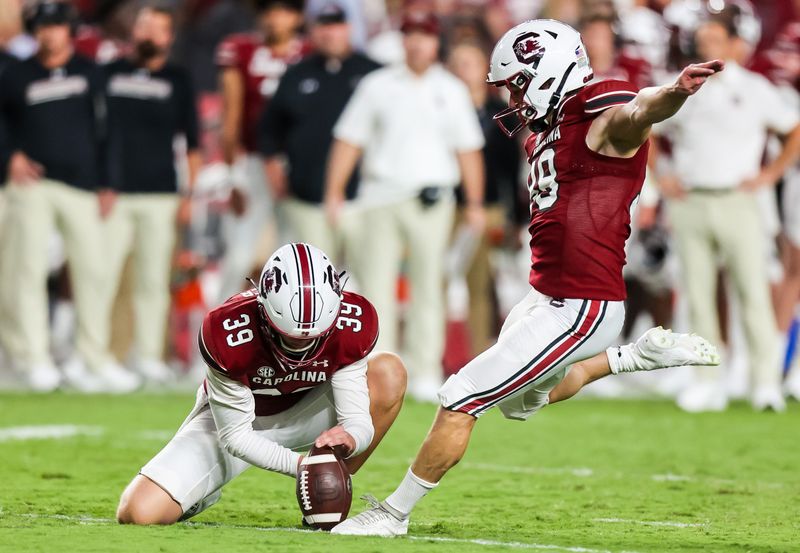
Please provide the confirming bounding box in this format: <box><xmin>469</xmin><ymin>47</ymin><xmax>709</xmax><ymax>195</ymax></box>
<box><xmin>530</xmin><ymin>148</ymin><xmax>559</xmax><ymax>210</ymax></box>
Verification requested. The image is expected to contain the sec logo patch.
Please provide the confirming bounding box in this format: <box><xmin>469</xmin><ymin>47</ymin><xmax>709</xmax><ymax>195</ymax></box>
<box><xmin>257</xmin><ymin>366</ymin><xmax>275</xmax><ymax>378</ymax></box>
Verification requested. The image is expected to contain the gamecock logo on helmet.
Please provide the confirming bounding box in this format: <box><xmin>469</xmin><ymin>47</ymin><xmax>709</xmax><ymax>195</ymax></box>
<box><xmin>513</xmin><ymin>32</ymin><xmax>544</xmax><ymax>66</ymax></box>
<box><xmin>261</xmin><ymin>267</ymin><xmax>283</xmax><ymax>295</ymax></box>
<box><xmin>325</xmin><ymin>265</ymin><xmax>341</xmax><ymax>296</ymax></box>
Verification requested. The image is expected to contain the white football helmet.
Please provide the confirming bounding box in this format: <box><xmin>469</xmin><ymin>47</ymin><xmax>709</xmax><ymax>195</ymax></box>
<box><xmin>256</xmin><ymin>243</ymin><xmax>343</xmax><ymax>367</ymax></box>
<box><xmin>488</xmin><ymin>19</ymin><xmax>593</xmax><ymax>136</ymax></box>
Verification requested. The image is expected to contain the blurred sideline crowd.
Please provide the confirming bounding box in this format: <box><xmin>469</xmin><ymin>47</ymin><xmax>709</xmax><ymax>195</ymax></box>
<box><xmin>1</xmin><ymin>0</ymin><xmax>800</xmax><ymax>413</ymax></box>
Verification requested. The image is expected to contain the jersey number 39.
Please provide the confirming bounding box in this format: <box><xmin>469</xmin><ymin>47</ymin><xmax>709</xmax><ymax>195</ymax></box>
<box><xmin>336</xmin><ymin>302</ymin><xmax>362</xmax><ymax>332</ymax></box>
<box><xmin>223</xmin><ymin>314</ymin><xmax>254</xmax><ymax>347</ymax></box>
<box><xmin>222</xmin><ymin>302</ymin><xmax>363</xmax><ymax>348</ymax></box>
<box><xmin>530</xmin><ymin>148</ymin><xmax>559</xmax><ymax>210</ymax></box>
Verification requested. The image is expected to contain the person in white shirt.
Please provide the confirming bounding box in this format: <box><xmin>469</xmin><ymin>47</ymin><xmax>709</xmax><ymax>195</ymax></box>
<box><xmin>324</xmin><ymin>11</ymin><xmax>486</xmax><ymax>402</ymax></box>
<box><xmin>654</xmin><ymin>18</ymin><xmax>800</xmax><ymax>412</ymax></box>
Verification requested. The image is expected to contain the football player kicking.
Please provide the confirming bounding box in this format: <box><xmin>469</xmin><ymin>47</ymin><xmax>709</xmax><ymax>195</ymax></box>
<box><xmin>116</xmin><ymin>243</ymin><xmax>406</xmax><ymax>524</ymax></box>
<box><xmin>332</xmin><ymin>19</ymin><xmax>722</xmax><ymax>536</ymax></box>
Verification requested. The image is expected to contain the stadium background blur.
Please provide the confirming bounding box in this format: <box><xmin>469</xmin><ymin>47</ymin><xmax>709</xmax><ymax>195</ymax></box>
<box><xmin>0</xmin><ymin>0</ymin><xmax>799</xmax><ymax>413</ymax></box>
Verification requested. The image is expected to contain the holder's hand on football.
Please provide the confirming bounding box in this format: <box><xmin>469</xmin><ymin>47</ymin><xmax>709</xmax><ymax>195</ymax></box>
<box><xmin>315</xmin><ymin>425</ymin><xmax>356</xmax><ymax>458</ymax></box>
<box><xmin>673</xmin><ymin>60</ymin><xmax>724</xmax><ymax>96</ymax></box>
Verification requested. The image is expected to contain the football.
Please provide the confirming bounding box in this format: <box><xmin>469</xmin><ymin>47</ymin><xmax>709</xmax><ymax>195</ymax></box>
<box><xmin>296</xmin><ymin>445</ymin><xmax>353</xmax><ymax>530</ymax></box>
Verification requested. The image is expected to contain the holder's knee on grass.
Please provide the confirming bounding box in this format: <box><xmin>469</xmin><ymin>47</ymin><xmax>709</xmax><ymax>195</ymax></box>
<box><xmin>117</xmin><ymin>475</ymin><xmax>182</xmax><ymax>525</ymax></box>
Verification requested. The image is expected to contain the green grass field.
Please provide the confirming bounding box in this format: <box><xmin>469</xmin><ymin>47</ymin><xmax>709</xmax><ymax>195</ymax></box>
<box><xmin>0</xmin><ymin>392</ymin><xmax>797</xmax><ymax>553</ymax></box>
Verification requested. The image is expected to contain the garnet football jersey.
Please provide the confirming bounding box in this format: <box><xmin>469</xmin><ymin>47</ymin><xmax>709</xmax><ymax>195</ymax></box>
<box><xmin>199</xmin><ymin>289</ymin><xmax>378</xmax><ymax>416</ymax></box>
<box><xmin>215</xmin><ymin>33</ymin><xmax>309</xmax><ymax>152</ymax></box>
<box><xmin>524</xmin><ymin>79</ymin><xmax>648</xmax><ymax>301</ymax></box>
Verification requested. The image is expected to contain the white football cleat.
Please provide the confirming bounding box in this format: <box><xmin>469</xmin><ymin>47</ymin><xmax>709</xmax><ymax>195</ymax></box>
<box><xmin>96</xmin><ymin>362</ymin><xmax>142</xmax><ymax>394</ymax></box>
<box><xmin>408</xmin><ymin>375</ymin><xmax>443</xmax><ymax>404</ymax></box>
<box><xmin>784</xmin><ymin>365</ymin><xmax>800</xmax><ymax>402</ymax></box>
<box><xmin>61</xmin><ymin>357</ymin><xmax>107</xmax><ymax>393</ymax></box>
<box><xmin>331</xmin><ymin>495</ymin><xmax>409</xmax><ymax>537</ymax></box>
<box><xmin>751</xmin><ymin>385</ymin><xmax>786</xmax><ymax>412</ymax></box>
<box><xmin>677</xmin><ymin>382</ymin><xmax>728</xmax><ymax>413</ymax></box>
<box><xmin>618</xmin><ymin>327</ymin><xmax>720</xmax><ymax>373</ymax></box>
<box><xmin>27</xmin><ymin>362</ymin><xmax>62</xmax><ymax>392</ymax></box>
<box><xmin>136</xmin><ymin>358</ymin><xmax>174</xmax><ymax>384</ymax></box>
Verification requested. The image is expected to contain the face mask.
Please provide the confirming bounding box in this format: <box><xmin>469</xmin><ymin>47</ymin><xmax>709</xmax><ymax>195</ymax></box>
<box><xmin>135</xmin><ymin>40</ymin><xmax>161</xmax><ymax>61</ymax></box>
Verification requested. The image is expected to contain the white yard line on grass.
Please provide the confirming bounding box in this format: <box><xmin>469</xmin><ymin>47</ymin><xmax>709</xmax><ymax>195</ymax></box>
<box><xmin>0</xmin><ymin>426</ymin><xmax>175</xmax><ymax>444</ymax></box>
<box><xmin>404</xmin><ymin>535</ymin><xmax>639</xmax><ymax>553</ymax></box>
<box><xmin>0</xmin><ymin>425</ymin><xmax>103</xmax><ymax>442</ymax></box>
<box><xmin>593</xmin><ymin>518</ymin><xmax>706</xmax><ymax>528</ymax></box>
<box><xmin>651</xmin><ymin>474</ymin><xmax>692</xmax><ymax>482</ymax></box>
<box><xmin>16</xmin><ymin>513</ymin><xmax>642</xmax><ymax>553</ymax></box>
<box><xmin>461</xmin><ymin>462</ymin><xmax>595</xmax><ymax>477</ymax></box>
<box><xmin>651</xmin><ymin>473</ymin><xmax>784</xmax><ymax>490</ymax></box>
<box><xmin>136</xmin><ymin>430</ymin><xmax>174</xmax><ymax>441</ymax></box>
<box><xmin>451</xmin><ymin>462</ymin><xmax>784</xmax><ymax>490</ymax></box>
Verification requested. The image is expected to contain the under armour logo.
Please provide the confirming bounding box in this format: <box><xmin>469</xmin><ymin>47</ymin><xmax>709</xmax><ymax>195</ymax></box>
<box><xmin>311</xmin><ymin>359</ymin><xmax>329</xmax><ymax>368</ymax></box>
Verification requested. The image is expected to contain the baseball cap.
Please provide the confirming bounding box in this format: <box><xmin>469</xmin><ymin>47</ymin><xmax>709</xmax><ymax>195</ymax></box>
<box><xmin>255</xmin><ymin>0</ymin><xmax>304</xmax><ymax>13</ymax></box>
<box><xmin>26</xmin><ymin>1</ymin><xmax>75</xmax><ymax>32</ymax></box>
<box><xmin>315</xmin><ymin>2</ymin><xmax>348</xmax><ymax>24</ymax></box>
<box><xmin>400</xmin><ymin>11</ymin><xmax>440</xmax><ymax>36</ymax></box>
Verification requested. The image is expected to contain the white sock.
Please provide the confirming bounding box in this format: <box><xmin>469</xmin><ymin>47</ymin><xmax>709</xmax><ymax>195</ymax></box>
<box><xmin>385</xmin><ymin>468</ymin><xmax>437</xmax><ymax>517</ymax></box>
<box><xmin>606</xmin><ymin>344</ymin><xmax>638</xmax><ymax>374</ymax></box>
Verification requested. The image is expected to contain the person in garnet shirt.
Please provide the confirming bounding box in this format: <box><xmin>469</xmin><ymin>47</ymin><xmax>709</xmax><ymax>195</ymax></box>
<box><xmin>116</xmin><ymin>243</ymin><xmax>407</xmax><ymax>525</ymax></box>
<box><xmin>215</xmin><ymin>0</ymin><xmax>310</xmax><ymax>302</ymax></box>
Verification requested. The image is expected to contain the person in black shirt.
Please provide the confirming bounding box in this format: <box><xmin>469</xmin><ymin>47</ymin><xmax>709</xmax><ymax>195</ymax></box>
<box><xmin>448</xmin><ymin>40</ymin><xmax>523</xmax><ymax>356</ymax></box>
<box><xmin>0</xmin><ymin>49</ymin><xmax>16</xmax><ymax>187</ymax></box>
<box><xmin>103</xmin><ymin>6</ymin><xmax>201</xmax><ymax>384</ymax></box>
<box><xmin>0</xmin><ymin>1</ymin><xmax>139</xmax><ymax>393</ymax></box>
<box><xmin>260</xmin><ymin>1</ymin><xmax>379</xmax><ymax>265</ymax></box>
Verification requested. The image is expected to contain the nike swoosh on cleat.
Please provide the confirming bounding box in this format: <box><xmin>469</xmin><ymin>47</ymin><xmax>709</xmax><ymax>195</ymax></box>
<box><xmin>500</xmin><ymin>61</ymin><xmax>511</xmax><ymax>67</ymax></box>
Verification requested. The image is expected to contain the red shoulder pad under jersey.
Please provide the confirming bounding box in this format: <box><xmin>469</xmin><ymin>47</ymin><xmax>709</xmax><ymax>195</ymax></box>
<box><xmin>580</xmin><ymin>80</ymin><xmax>638</xmax><ymax>115</ymax></box>
<box><xmin>199</xmin><ymin>289</ymin><xmax>263</xmax><ymax>377</ymax></box>
<box><xmin>215</xmin><ymin>33</ymin><xmax>258</xmax><ymax>69</ymax></box>
<box><xmin>326</xmin><ymin>291</ymin><xmax>380</xmax><ymax>366</ymax></box>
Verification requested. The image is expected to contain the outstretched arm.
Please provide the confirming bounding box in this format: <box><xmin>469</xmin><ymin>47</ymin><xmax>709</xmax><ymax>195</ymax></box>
<box><xmin>588</xmin><ymin>60</ymin><xmax>725</xmax><ymax>157</ymax></box>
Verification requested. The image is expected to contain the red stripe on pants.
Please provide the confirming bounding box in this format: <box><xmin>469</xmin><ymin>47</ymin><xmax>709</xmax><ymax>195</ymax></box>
<box><xmin>459</xmin><ymin>300</ymin><xmax>602</xmax><ymax>414</ymax></box>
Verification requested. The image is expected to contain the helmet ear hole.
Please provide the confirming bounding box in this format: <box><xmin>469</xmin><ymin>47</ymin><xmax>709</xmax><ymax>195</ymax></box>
<box><xmin>539</xmin><ymin>77</ymin><xmax>555</xmax><ymax>90</ymax></box>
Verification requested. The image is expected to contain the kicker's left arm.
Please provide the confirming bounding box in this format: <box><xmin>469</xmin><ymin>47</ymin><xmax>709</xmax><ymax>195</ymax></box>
<box><xmin>596</xmin><ymin>60</ymin><xmax>725</xmax><ymax>156</ymax></box>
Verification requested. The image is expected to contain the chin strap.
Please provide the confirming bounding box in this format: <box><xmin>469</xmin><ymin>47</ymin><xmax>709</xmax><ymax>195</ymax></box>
<box><xmin>529</xmin><ymin>61</ymin><xmax>577</xmax><ymax>133</ymax></box>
